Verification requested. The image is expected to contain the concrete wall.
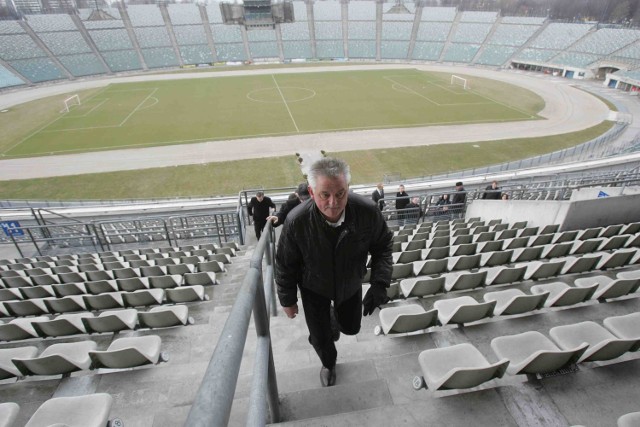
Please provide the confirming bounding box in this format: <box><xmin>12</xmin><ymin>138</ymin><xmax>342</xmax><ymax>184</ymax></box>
<box><xmin>570</xmin><ymin>186</ymin><xmax>640</xmax><ymax>201</ymax></box>
<box><xmin>466</xmin><ymin>200</ymin><xmax>571</xmax><ymax>228</ymax></box>
<box><xmin>560</xmin><ymin>192</ymin><xmax>640</xmax><ymax>231</ymax></box>
<box><xmin>466</xmin><ymin>192</ymin><xmax>640</xmax><ymax>231</ymax></box>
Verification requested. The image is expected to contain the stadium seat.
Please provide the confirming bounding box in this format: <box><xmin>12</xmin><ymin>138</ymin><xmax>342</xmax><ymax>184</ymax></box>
<box><xmin>30</xmin><ymin>274</ymin><xmax>60</xmax><ymax>286</ymax></box>
<box><xmin>138</xmin><ymin>305</ymin><xmax>192</xmax><ymax>329</ymax></box>
<box><xmin>4</xmin><ymin>299</ymin><xmax>49</xmax><ymax>317</ymax></box>
<box><xmin>433</xmin><ymin>296</ymin><xmax>495</xmax><ymax>326</ymax></box>
<box><xmin>480</xmin><ymin>250</ymin><xmax>513</xmax><ymax>267</ymax></box>
<box><xmin>603</xmin><ymin>312</ymin><xmax>640</xmax><ymax>350</ymax></box>
<box><xmin>421</xmin><ymin>246</ymin><xmax>450</xmax><ymax>260</ymax></box>
<box><xmin>519</xmin><ymin>260</ymin><xmax>565</xmax><ymax>280</ymax></box>
<box><xmin>412</xmin><ymin>259</ymin><xmax>448</xmax><ymax>276</ymax></box>
<box><xmin>511</xmin><ymin>246</ymin><xmax>544</xmax><ymax>263</ymax></box>
<box><xmin>490</xmin><ymin>331</ymin><xmax>587</xmax><ymax>376</ymax></box>
<box><xmin>89</xmin><ymin>335</ymin><xmax>165</xmax><ymax>369</ymax></box>
<box><xmin>478</xmin><ymin>240</ymin><xmax>504</xmax><ymax>253</ymax></box>
<box><xmin>197</xmin><ymin>260</ymin><xmax>226</xmax><ymax>273</ymax></box>
<box><xmin>52</xmin><ymin>282</ymin><xmax>87</xmax><ymax>297</ymax></box>
<box><xmin>0</xmin><ymin>347</ymin><xmax>37</xmax><ymax>379</ymax></box>
<box><xmin>444</xmin><ymin>270</ymin><xmax>487</xmax><ymax>292</ymax></box>
<box><xmin>597</xmin><ymin>249</ymin><xmax>637</xmax><ymax>270</ymax></box>
<box><xmin>574</xmin><ymin>275</ymin><xmax>638</xmax><ymax>300</ymax></box>
<box><xmin>183</xmin><ymin>271</ymin><xmax>218</xmax><ymax>286</ymax></box>
<box><xmin>82</xmin><ymin>292</ymin><xmax>125</xmax><ymax>311</ymax></box>
<box><xmin>32</xmin><ymin>313</ymin><xmax>92</xmax><ymax>338</ymax></box>
<box><xmin>44</xmin><ymin>295</ymin><xmax>87</xmax><ymax>314</ymax></box>
<box><xmin>392</xmin><ymin>249</ymin><xmax>422</xmax><ymax>264</ymax></box>
<box><xmin>117</xmin><ymin>277</ymin><xmax>150</xmax><ymax>292</ymax></box>
<box><xmin>24</xmin><ymin>393</ymin><xmax>113</xmax><ymax>427</ymax></box>
<box><xmin>414</xmin><ymin>343</ymin><xmax>508</xmax><ymax>391</ymax></box>
<box><xmin>549</xmin><ymin>321</ymin><xmax>638</xmax><ymax>363</ymax></box>
<box><xmin>123</xmin><ymin>289</ymin><xmax>165</xmax><ymax>307</ymax></box>
<box><xmin>0</xmin><ymin>402</ymin><xmax>19</xmax><ymax>427</ymax></box>
<box><xmin>166</xmin><ymin>285</ymin><xmax>208</xmax><ymax>303</ymax></box>
<box><xmin>558</xmin><ymin>254</ymin><xmax>602</xmax><ymax>275</ymax></box>
<box><xmin>149</xmin><ymin>274</ymin><xmax>182</xmax><ymax>289</ymax></box>
<box><xmin>13</xmin><ymin>341</ymin><xmax>97</xmax><ymax>376</ymax></box>
<box><xmin>375</xmin><ymin>304</ymin><xmax>438</xmax><ymax>335</ymax></box>
<box><xmin>0</xmin><ymin>317</ymin><xmax>47</xmax><ymax>342</ymax></box>
<box><xmin>571</xmin><ymin>238</ymin><xmax>604</xmax><ymax>255</ymax></box>
<box><xmin>447</xmin><ymin>254</ymin><xmax>481</xmax><ymax>271</ymax></box>
<box><xmin>82</xmin><ymin>309</ymin><xmax>138</xmax><ymax>334</ymax></box>
<box><xmin>618</xmin><ymin>412</ymin><xmax>640</xmax><ymax>427</ymax></box>
<box><xmin>483</xmin><ymin>289</ymin><xmax>549</xmax><ymax>316</ymax></box>
<box><xmin>482</xmin><ymin>265</ymin><xmax>527</xmax><ymax>286</ymax></box>
<box><xmin>531</xmin><ymin>282</ymin><xmax>597</xmax><ymax>307</ymax></box>
<box><xmin>84</xmin><ymin>279</ymin><xmax>119</xmax><ymax>295</ymax></box>
<box><xmin>399</xmin><ymin>277</ymin><xmax>445</xmax><ymax>298</ymax></box>
<box><xmin>19</xmin><ymin>285</ymin><xmax>55</xmax><ymax>299</ymax></box>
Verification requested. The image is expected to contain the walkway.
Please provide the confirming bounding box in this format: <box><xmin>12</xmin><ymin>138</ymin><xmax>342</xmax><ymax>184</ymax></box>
<box><xmin>0</xmin><ymin>64</ymin><xmax>613</xmax><ymax>180</ymax></box>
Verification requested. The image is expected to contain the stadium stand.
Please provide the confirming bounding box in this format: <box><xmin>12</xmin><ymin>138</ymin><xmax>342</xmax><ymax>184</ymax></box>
<box><xmin>0</xmin><ymin>4</ymin><xmax>639</xmax><ymax>83</ymax></box>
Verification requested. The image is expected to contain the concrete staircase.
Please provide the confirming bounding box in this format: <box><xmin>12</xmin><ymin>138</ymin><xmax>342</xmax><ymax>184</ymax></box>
<box><xmin>223</xmin><ymin>255</ymin><xmax>640</xmax><ymax>426</ymax></box>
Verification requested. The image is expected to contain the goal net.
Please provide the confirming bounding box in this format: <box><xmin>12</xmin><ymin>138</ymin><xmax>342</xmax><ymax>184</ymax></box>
<box><xmin>61</xmin><ymin>94</ymin><xmax>81</xmax><ymax>113</ymax></box>
<box><xmin>450</xmin><ymin>75</ymin><xmax>469</xmax><ymax>90</ymax></box>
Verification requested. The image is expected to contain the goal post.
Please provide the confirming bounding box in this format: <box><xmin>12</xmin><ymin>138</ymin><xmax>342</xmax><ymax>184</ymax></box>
<box><xmin>61</xmin><ymin>94</ymin><xmax>81</xmax><ymax>113</ymax></box>
<box><xmin>450</xmin><ymin>75</ymin><xmax>469</xmax><ymax>90</ymax></box>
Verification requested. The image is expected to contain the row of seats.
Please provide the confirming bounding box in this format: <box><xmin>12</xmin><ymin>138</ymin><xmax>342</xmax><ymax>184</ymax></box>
<box><xmin>1</xmin><ymin>271</ymin><xmax>216</xmax><ymax>300</ymax></box>
<box><xmin>368</xmin><ymin>246</ymin><xmax>639</xmax><ymax>284</ymax></box>
<box><xmin>375</xmin><ymin>268</ymin><xmax>640</xmax><ymax>333</ymax></box>
<box><xmin>0</xmin><ymin>305</ymin><xmax>192</xmax><ymax>342</ymax></box>
<box><xmin>1</xmin><ymin>259</ymin><xmax>224</xmax><ymax>287</ymax></box>
<box><xmin>413</xmin><ymin>311</ymin><xmax>640</xmax><ymax>391</ymax></box>
<box><xmin>390</xmin><ymin>233</ymin><xmax>639</xmax><ymax>266</ymax></box>
<box><xmin>0</xmin><ymin>334</ymin><xmax>167</xmax><ymax>379</ymax></box>
<box><xmin>0</xmin><ymin>247</ymin><xmax>236</xmax><ymax>270</ymax></box>
<box><xmin>0</xmin><ymin>284</ymin><xmax>208</xmax><ymax>320</ymax></box>
<box><xmin>395</xmin><ymin>250</ymin><xmax>639</xmax><ymax>295</ymax></box>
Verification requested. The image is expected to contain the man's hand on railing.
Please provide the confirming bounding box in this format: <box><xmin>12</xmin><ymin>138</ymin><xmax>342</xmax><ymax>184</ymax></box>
<box><xmin>283</xmin><ymin>304</ymin><xmax>299</xmax><ymax>318</ymax></box>
<box><xmin>267</xmin><ymin>215</ymin><xmax>279</xmax><ymax>225</ymax></box>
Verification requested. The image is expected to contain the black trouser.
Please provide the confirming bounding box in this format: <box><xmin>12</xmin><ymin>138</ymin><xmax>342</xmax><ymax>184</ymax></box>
<box><xmin>254</xmin><ymin>220</ymin><xmax>266</xmax><ymax>239</ymax></box>
<box><xmin>299</xmin><ymin>286</ymin><xmax>362</xmax><ymax>369</ymax></box>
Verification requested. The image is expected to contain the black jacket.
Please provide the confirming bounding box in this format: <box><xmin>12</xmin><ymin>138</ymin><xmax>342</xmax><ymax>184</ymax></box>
<box><xmin>372</xmin><ymin>189</ymin><xmax>385</xmax><ymax>210</ymax></box>
<box><xmin>275</xmin><ymin>193</ymin><xmax>393</xmax><ymax>307</ymax></box>
<box><xmin>452</xmin><ymin>189</ymin><xmax>466</xmax><ymax>206</ymax></box>
<box><xmin>482</xmin><ymin>185</ymin><xmax>501</xmax><ymax>200</ymax></box>
<box><xmin>395</xmin><ymin>191</ymin><xmax>410</xmax><ymax>210</ymax></box>
<box><xmin>273</xmin><ymin>194</ymin><xmax>301</xmax><ymax>228</ymax></box>
<box><xmin>248</xmin><ymin>196</ymin><xmax>275</xmax><ymax>224</ymax></box>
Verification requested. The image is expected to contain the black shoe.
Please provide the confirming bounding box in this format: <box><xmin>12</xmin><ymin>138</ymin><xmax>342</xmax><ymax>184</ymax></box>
<box><xmin>320</xmin><ymin>366</ymin><xmax>336</xmax><ymax>387</ymax></box>
<box><xmin>330</xmin><ymin>305</ymin><xmax>340</xmax><ymax>342</ymax></box>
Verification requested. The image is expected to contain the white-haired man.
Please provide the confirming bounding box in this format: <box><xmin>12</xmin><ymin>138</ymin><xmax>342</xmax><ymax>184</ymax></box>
<box><xmin>275</xmin><ymin>158</ymin><xmax>393</xmax><ymax>387</ymax></box>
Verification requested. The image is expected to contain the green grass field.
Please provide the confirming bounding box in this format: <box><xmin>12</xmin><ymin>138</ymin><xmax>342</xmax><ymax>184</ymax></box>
<box><xmin>1</xmin><ymin>69</ymin><xmax>543</xmax><ymax>157</ymax></box>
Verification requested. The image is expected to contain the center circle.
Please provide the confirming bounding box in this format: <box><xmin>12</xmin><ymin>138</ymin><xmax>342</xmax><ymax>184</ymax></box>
<box><xmin>247</xmin><ymin>87</ymin><xmax>316</xmax><ymax>104</ymax></box>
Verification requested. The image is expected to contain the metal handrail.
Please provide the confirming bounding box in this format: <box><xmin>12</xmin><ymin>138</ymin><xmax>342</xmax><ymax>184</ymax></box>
<box><xmin>185</xmin><ymin>221</ymin><xmax>280</xmax><ymax>427</ymax></box>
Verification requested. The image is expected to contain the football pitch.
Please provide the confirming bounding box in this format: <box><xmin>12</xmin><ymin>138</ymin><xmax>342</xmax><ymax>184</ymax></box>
<box><xmin>2</xmin><ymin>69</ymin><xmax>543</xmax><ymax>157</ymax></box>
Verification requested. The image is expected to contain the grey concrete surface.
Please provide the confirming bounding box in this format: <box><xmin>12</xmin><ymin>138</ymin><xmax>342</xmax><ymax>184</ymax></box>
<box><xmin>1</xmin><ymin>233</ymin><xmax>639</xmax><ymax>427</ymax></box>
<box><xmin>0</xmin><ymin>65</ymin><xmax>612</xmax><ymax>180</ymax></box>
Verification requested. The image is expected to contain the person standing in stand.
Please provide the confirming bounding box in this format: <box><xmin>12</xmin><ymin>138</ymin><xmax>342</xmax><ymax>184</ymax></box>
<box><xmin>276</xmin><ymin>158</ymin><xmax>392</xmax><ymax>387</ymax></box>
<box><xmin>372</xmin><ymin>183</ymin><xmax>385</xmax><ymax>211</ymax></box>
<box><xmin>395</xmin><ymin>185</ymin><xmax>410</xmax><ymax>226</ymax></box>
<box><xmin>247</xmin><ymin>191</ymin><xmax>275</xmax><ymax>239</ymax></box>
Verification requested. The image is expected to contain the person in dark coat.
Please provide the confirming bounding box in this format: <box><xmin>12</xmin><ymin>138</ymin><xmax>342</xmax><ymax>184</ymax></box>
<box><xmin>395</xmin><ymin>185</ymin><xmax>410</xmax><ymax>225</ymax></box>
<box><xmin>433</xmin><ymin>194</ymin><xmax>451</xmax><ymax>218</ymax></box>
<box><xmin>276</xmin><ymin>158</ymin><xmax>393</xmax><ymax>388</ymax></box>
<box><xmin>372</xmin><ymin>183</ymin><xmax>385</xmax><ymax>211</ymax></box>
<box><xmin>247</xmin><ymin>191</ymin><xmax>275</xmax><ymax>239</ymax></box>
<box><xmin>482</xmin><ymin>180</ymin><xmax>501</xmax><ymax>200</ymax></box>
<box><xmin>405</xmin><ymin>197</ymin><xmax>422</xmax><ymax>224</ymax></box>
<box><xmin>451</xmin><ymin>182</ymin><xmax>467</xmax><ymax>218</ymax></box>
<box><xmin>268</xmin><ymin>183</ymin><xmax>310</xmax><ymax>227</ymax></box>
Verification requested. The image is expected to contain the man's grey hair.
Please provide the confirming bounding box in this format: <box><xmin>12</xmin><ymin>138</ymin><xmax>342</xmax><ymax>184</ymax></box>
<box><xmin>308</xmin><ymin>157</ymin><xmax>351</xmax><ymax>189</ymax></box>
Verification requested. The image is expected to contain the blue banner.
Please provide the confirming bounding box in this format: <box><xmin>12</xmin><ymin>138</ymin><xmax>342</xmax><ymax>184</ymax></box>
<box><xmin>1</xmin><ymin>221</ymin><xmax>24</xmax><ymax>237</ymax></box>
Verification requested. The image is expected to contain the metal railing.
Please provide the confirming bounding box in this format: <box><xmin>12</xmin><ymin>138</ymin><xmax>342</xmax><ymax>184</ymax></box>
<box><xmin>185</xmin><ymin>221</ymin><xmax>280</xmax><ymax>427</ymax></box>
